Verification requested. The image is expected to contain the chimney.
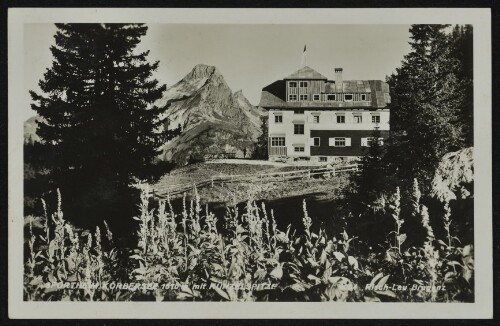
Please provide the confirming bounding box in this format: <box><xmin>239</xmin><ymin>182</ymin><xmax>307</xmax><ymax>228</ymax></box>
<box><xmin>334</xmin><ymin>68</ymin><xmax>343</xmax><ymax>82</ymax></box>
<box><xmin>334</xmin><ymin>68</ymin><xmax>343</xmax><ymax>92</ymax></box>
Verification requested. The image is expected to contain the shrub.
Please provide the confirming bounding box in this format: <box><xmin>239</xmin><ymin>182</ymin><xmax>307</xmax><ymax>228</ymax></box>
<box><xmin>25</xmin><ymin>183</ymin><xmax>474</xmax><ymax>302</ymax></box>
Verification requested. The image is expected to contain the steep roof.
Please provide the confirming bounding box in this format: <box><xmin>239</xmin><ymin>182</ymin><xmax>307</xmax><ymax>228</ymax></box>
<box><xmin>259</xmin><ymin>80</ymin><xmax>391</xmax><ymax>109</ymax></box>
<box><xmin>284</xmin><ymin>66</ymin><xmax>328</xmax><ymax>80</ymax></box>
<box><xmin>324</xmin><ymin>80</ymin><xmax>373</xmax><ymax>93</ymax></box>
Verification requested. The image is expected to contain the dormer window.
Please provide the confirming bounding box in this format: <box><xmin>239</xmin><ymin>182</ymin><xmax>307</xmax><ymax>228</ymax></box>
<box><xmin>344</xmin><ymin>94</ymin><xmax>353</xmax><ymax>102</ymax></box>
<box><xmin>289</xmin><ymin>81</ymin><xmax>298</xmax><ymax>88</ymax></box>
<box><xmin>299</xmin><ymin>81</ymin><xmax>308</xmax><ymax>88</ymax></box>
<box><xmin>299</xmin><ymin>94</ymin><xmax>308</xmax><ymax>101</ymax></box>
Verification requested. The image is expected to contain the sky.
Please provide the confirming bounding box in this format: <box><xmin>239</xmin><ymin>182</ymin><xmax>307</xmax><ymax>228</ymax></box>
<box><xmin>23</xmin><ymin>24</ymin><xmax>411</xmax><ymax>121</ymax></box>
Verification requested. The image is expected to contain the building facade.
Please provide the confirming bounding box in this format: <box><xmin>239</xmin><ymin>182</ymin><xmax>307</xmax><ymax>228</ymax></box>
<box><xmin>259</xmin><ymin>66</ymin><xmax>391</xmax><ymax>163</ymax></box>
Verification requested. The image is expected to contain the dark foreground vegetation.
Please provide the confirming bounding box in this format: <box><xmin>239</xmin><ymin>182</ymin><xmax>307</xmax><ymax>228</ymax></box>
<box><xmin>25</xmin><ymin>178</ymin><xmax>473</xmax><ymax>302</ymax></box>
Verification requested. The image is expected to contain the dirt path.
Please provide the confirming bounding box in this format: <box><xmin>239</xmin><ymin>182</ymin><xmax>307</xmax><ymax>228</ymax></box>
<box><xmin>206</xmin><ymin>158</ymin><xmax>324</xmax><ymax>167</ymax></box>
<box><xmin>205</xmin><ymin>159</ymin><xmax>288</xmax><ymax>166</ymax></box>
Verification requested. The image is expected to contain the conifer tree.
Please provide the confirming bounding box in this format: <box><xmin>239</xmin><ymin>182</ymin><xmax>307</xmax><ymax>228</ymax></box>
<box><xmin>30</xmin><ymin>24</ymin><xmax>177</xmax><ymax>229</ymax></box>
<box><xmin>385</xmin><ymin>24</ymin><xmax>469</xmax><ymax>190</ymax></box>
<box><xmin>450</xmin><ymin>25</ymin><xmax>473</xmax><ymax>146</ymax></box>
<box><xmin>354</xmin><ymin>127</ymin><xmax>387</xmax><ymax>207</ymax></box>
<box><xmin>252</xmin><ymin>116</ymin><xmax>269</xmax><ymax>159</ymax></box>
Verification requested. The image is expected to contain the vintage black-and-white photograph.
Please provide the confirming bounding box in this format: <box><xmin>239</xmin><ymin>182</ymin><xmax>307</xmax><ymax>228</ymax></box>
<box><xmin>8</xmin><ymin>7</ymin><xmax>493</xmax><ymax>319</ymax></box>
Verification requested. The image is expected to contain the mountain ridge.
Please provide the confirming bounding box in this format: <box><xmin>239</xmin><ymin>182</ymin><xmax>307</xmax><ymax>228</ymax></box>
<box><xmin>158</xmin><ymin>64</ymin><xmax>266</xmax><ymax>164</ymax></box>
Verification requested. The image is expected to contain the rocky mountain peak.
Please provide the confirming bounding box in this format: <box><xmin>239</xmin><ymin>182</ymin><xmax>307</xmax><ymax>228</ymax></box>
<box><xmin>158</xmin><ymin>64</ymin><xmax>265</xmax><ymax>164</ymax></box>
<box><xmin>186</xmin><ymin>64</ymin><xmax>220</xmax><ymax>80</ymax></box>
<box><xmin>233</xmin><ymin>90</ymin><xmax>254</xmax><ymax>107</ymax></box>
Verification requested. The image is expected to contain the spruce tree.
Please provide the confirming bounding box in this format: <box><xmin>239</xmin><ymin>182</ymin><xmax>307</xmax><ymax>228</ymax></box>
<box><xmin>385</xmin><ymin>24</ymin><xmax>468</xmax><ymax>190</ymax></box>
<box><xmin>30</xmin><ymin>24</ymin><xmax>177</xmax><ymax>230</ymax></box>
<box><xmin>354</xmin><ymin>127</ymin><xmax>387</xmax><ymax>207</ymax></box>
<box><xmin>347</xmin><ymin>127</ymin><xmax>395</xmax><ymax>246</ymax></box>
<box><xmin>252</xmin><ymin>116</ymin><xmax>269</xmax><ymax>159</ymax></box>
<box><xmin>450</xmin><ymin>25</ymin><xmax>473</xmax><ymax>146</ymax></box>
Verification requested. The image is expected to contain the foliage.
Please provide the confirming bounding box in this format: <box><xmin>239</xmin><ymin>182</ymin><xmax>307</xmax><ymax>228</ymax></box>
<box><xmin>348</xmin><ymin>24</ymin><xmax>474</xmax><ymax>250</ymax></box>
<box><xmin>25</xmin><ymin>184</ymin><xmax>473</xmax><ymax>302</ymax></box>
<box><xmin>252</xmin><ymin>116</ymin><xmax>269</xmax><ymax>160</ymax></box>
<box><xmin>385</xmin><ymin>24</ymin><xmax>473</xmax><ymax>191</ymax></box>
<box><xmin>29</xmin><ymin>24</ymin><xmax>179</xmax><ymax>229</ymax></box>
<box><xmin>351</xmin><ymin>127</ymin><xmax>391</xmax><ymax>211</ymax></box>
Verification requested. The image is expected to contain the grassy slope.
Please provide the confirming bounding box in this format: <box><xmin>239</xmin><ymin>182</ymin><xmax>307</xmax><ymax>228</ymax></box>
<box><xmin>154</xmin><ymin>162</ymin><xmax>350</xmax><ymax>206</ymax></box>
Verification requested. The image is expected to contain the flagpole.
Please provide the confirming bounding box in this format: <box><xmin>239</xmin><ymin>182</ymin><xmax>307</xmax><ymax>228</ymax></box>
<box><xmin>301</xmin><ymin>44</ymin><xmax>307</xmax><ymax>67</ymax></box>
<box><xmin>301</xmin><ymin>45</ymin><xmax>307</xmax><ymax>68</ymax></box>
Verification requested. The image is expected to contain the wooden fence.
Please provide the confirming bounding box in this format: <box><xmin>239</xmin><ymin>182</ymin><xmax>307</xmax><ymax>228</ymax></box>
<box><xmin>150</xmin><ymin>163</ymin><xmax>359</xmax><ymax>198</ymax></box>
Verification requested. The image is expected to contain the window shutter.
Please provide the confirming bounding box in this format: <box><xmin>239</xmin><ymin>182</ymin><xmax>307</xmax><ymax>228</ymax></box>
<box><xmin>361</xmin><ymin>138</ymin><xmax>367</xmax><ymax>147</ymax></box>
<box><xmin>345</xmin><ymin>138</ymin><xmax>351</xmax><ymax>146</ymax></box>
<box><xmin>329</xmin><ymin>138</ymin><xmax>335</xmax><ymax>146</ymax></box>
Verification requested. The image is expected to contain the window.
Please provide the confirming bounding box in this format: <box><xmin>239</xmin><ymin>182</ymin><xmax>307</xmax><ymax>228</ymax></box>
<box><xmin>360</xmin><ymin>94</ymin><xmax>367</xmax><ymax>101</ymax></box>
<box><xmin>270</xmin><ymin>137</ymin><xmax>285</xmax><ymax>147</ymax></box>
<box><xmin>344</xmin><ymin>94</ymin><xmax>353</xmax><ymax>102</ymax></box>
<box><xmin>327</xmin><ymin>94</ymin><xmax>336</xmax><ymax>101</ymax></box>
<box><xmin>294</xmin><ymin>109</ymin><xmax>304</xmax><ymax>114</ymax></box>
<box><xmin>274</xmin><ymin>115</ymin><xmax>283</xmax><ymax>123</ymax></box>
<box><xmin>353</xmin><ymin>114</ymin><xmax>362</xmax><ymax>124</ymax></box>
<box><xmin>336</xmin><ymin>114</ymin><xmax>345</xmax><ymax>124</ymax></box>
<box><xmin>294</xmin><ymin>124</ymin><xmax>304</xmax><ymax>135</ymax></box>
<box><xmin>329</xmin><ymin>137</ymin><xmax>351</xmax><ymax>147</ymax></box>
<box><xmin>372</xmin><ymin>114</ymin><xmax>381</xmax><ymax>124</ymax></box>
<box><xmin>319</xmin><ymin>157</ymin><xmax>327</xmax><ymax>162</ymax></box>
<box><xmin>299</xmin><ymin>81</ymin><xmax>308</xmax><ymax>88</ymax></box>
<box><xmin>289</xmin><ymin>81</ymin><xmax>297</xmax><ymax>88</ymax></box>
<box><xmin>312</xmin><ymin>115</ymin><xmax>320</xmax><ymax>123</ymax></box>
<box><xmin>299</xmin><ymin>94</ymin><xmax>308</xmax><ymax>101</ymax></box>
<box><xmin>335</xmin><ymin>138</ymin><xmax>346</xmax><ymax>147</ymax></box>
<box><xmin>363</xmin><ymin>137</ymin><xmax>384</xmax><ymax>147</ymax></box>
<box><xmin>288</xmin><ymin>94</ymin><xmax>298</xmax><ymax>101</ymax></box>
<box><xmin>313</xmin><ymin>94</ymin><xmax>320</xmax><ymax>101</ymax></box>
<box><xmin>294</xmin><ymin>146</ymin><xmax>305</xmax><ymax>153</ymax></box>
<box><xmin>312</xmin><ymin>137</ymin><xmax>320</xmax><ymax>146</ymax></box>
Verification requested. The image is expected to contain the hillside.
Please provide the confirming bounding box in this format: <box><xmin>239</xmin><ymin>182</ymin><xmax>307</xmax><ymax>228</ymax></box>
<box><xmin>156</xmin><ymin>64</ymin><xmax>266</xmax><ymax>164</ymax></box>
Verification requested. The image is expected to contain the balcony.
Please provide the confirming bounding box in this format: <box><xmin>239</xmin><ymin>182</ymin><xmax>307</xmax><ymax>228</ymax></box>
<box><xmin>269</xmin><ymin>146</ymin><xmax>287</xmax><ymax>156</ymax></box>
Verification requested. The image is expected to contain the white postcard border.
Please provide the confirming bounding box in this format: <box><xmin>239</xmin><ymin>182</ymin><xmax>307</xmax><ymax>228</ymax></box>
<box><xmin>8</xmin><ymin>7</ymin><xmax>492</xmax><ymax>319</ymax></box>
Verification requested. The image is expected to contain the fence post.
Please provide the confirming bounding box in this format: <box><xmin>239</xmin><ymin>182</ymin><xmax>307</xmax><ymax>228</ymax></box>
<box><xmin>211</xmin><ymin>177</ymin><xmax>214</xmax><ymax>188</ymax></box>
<box><xmin>308</xmin><ymin>170</ymin><xmax>311</xmax><ymax>179</ymax></box>
<box><xmin>333</xmin><ymin>167</ymin><xmax>336</xmax><ymax>177</ymax></box>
